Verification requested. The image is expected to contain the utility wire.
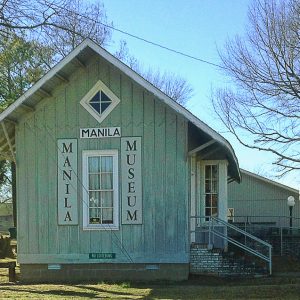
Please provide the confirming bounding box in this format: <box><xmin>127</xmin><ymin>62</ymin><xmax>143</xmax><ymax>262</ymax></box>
<box><xmin>51</xmin><ymin>3</ymin><xmax>224</xmax><ymax>69</ymax></box>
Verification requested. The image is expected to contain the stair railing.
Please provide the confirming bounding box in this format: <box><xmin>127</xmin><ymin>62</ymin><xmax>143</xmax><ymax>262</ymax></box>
<box><xmin>191</xmin><ymin>216</ymin><xmax>272</xmax><ymax>275</ymax></box>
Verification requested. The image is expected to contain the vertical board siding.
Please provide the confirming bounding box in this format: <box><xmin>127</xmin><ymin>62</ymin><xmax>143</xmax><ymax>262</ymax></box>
<box><xmin>176</xmin><ymin>118</ymin><xmax>188</xmax><ymax>253</ymax></box>
<box><xmin>25</xmin><ymin>116</ymin><xmax>39</xmax><ymax>254</ymax></box>
<box><xmin>154</xmin><ymin>99</ymin><xmax>166</xmax><ymax>254</ymax></box>
<box><xmin>142</xmin><ymin>93</ymin><xmax>156</xmax><ymax>254</ymax></box>
<box><xmin>16</xmin><ymin>123</ymin><xmax>28</xmax><ymax>254</ymax></box>
<box><xmin>36</xmin><ymin>110</ymin><xmax>48</xmax><ymax>254</ymax></box>
<box><xmin>131</xmin><ymin>85</ymin><xmax>144</xmax><ymax>253</ymax></box>
<box><xmin>17</xmin><ymin>55</ymin><xmax>189</xmax><ymax>263</ymax></box>
<box><xmin>228</xmin><ymin>172</ymin><xmax>300</xmax><ymax>226</ymax></box>
<box><xmin>165</xmin><ymin>109</ymin><xmax>177</xmax><ymax>252</ymax></box>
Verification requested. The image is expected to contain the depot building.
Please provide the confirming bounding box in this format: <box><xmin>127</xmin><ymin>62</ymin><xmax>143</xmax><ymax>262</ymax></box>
<box><xmin>0</xmin><ymin>39</ymin><xmax>240</xmax><ymax>282</ymax></box>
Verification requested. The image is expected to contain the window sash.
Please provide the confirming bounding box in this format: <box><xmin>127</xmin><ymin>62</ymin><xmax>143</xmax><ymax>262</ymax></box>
<box><xmin>204</xmin><ymin>164</ymin><xmax>219</xmax><ymax>219</ymax></box>
<box><xmin>82</xmin><ymin>150</ymin><xmax>119</xmax><ymax>230</ymax></box>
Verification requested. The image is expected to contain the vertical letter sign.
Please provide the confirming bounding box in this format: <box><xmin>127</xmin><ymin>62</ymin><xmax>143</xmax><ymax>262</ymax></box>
<box><xmin>57</xmin><ymin>139</ymin><xmax>78</xmax><ymax>225</ymax></box>
<box><xmin>121</xmin><ymin>137</ymin><xmax>142</xmax><ymax>224</ymax></box>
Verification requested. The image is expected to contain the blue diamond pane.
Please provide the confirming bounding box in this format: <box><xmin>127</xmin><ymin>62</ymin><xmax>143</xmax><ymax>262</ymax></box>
<box><xmin>101</xmin><ymin>102</ymin><xmax>111</xmax><ymax>113</ymax></box>
<box><xmin>90</xmin><ymin>102</ymin><xmax>101</xmax><ymax>113</ymax></box>
<box><xmin>101</xmin><ymin>91</ymin><xmax>112</xmax><ymax>104</ymax></box>
<box><xmin>90</xmin><ymin>92</ymin><xmax>100</xmax><ymax>103</ymax></box>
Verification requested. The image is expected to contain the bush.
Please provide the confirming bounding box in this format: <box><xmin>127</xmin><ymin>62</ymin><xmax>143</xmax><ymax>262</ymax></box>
<box><xmin>0</xmin><ymin>235</ymin><xmax>14</xmax><ymax>258</ymax></box>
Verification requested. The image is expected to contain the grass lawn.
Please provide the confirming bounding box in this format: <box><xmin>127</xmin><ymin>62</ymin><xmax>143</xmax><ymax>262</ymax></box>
<box><xmin>1</xmin><ymin>264</ymin><xmax>300</xmax><ymax>299</ymax></box>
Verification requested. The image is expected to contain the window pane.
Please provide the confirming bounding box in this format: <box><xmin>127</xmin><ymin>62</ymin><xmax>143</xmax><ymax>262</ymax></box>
<box><xmin>211</xmin><ymin>195</ymin><xmax>218</xmax><ymax>207</ymax></box>
<box><xmin>101</xmin><ymin>191</ymin><xmax>113</xmax><ymax>207</ymax></box>
<box><xmin>89</xmin><ymin>191</ymin><xmax>100</xmax><ymax>207</ymax></box>
<box><xmin>205</xmin><ymin>208</ymin><xmax>211</xmax><ymax>217</ymax></box>
<box><xmin>101</xmin><ymin>156</ymin><xmax>113</xmax><ymax>172</ymax></box>
<box><xmin>101</xmin><ymin>91</ymin><xmax>112</xmax><ymax>103</ymax></box>
<box><xmin>101</xmin><ymin>173</ymin><xmax>113</xmax><ymax>189</ymax></box>
<box><xmin>102</xmin><ymin>208</ymin><xmax>113</xmax><ymax>224</ymax></box>
<box><xmin>205</xmin><ymin>181</ymin><xmax>211</xmax><ymax>193</ymax></box>
<box><xmin>101</xmin><ymin>102</ymin><xmax>111</xmax><ymax>113</ymax></box>
<box><xmin>89</xmin><ymin>157</ymin><xmax>100</xmax><ymax>173</ymax></box>
<box><xmin>205</xmin><ymin>165</ymin><xmax>211</xmax><ymax>179</ymax></box>
<box><xmin>212</xmin><ymin>207</ymin><xmax>218</xmax><ymax>217</ymax></box>
<box><xmin>89</xmin><ymin>174</ymin><xmax>100</xmax><ymax>190</ymax></box>
<box><xmin>211</xmin><ymin>180</ymin><xmax>218</xmax><ymax>193</ymax></box>
<box><xmin>205</xmin><ymin>194</ymin><xmax>211</xmax><ymax>207</ymax></box>
<box><xmin>90</xmin><ymin>102</ymin><xmax>101</xmax><ymax>113</ymax></box>
<box><xmin>212</xmin><ymin>165</ymin><xmax>218</xmax><ymax>179</ymax></box>
<box><xmin>89</xmin><ymin>208</ymin><xmax>100</xmax><ymax>219</ymax></box>
<box><xmin>90</xmin><ymin>92</ymin><xmax>100</xmax><ymax>103</ymax></box>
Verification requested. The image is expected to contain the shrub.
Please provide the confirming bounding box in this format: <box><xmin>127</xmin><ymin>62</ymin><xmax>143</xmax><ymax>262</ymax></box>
<box><xmin>0</xmin><ymin>235</ymin><xmax>14</xmax><ymax>258</ymax></box>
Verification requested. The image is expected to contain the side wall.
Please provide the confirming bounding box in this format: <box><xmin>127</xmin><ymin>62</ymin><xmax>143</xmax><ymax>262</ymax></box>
<box><xmin>16</xmin><ymin>55</ymin><xmax>189</xmax><ymax>266</ymax></box>
<box><xmin>228</xmin><ymin>172</ymin><xmax>300</xmax><ymax>226</ymax></box>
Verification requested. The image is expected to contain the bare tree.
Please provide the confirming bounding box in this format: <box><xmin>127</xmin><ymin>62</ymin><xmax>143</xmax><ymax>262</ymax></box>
<box><xmin>213</xmin><ymin>0</ymin><xmax>300</xmax><ymax>176</ymax></box>
<box><xmin>143</xmin><ymin>69</ymin><xmax>193</xmax><ymax>106</ymax></box>
<box><xmin>0</xmin><ymin>0</ymin><xmax>69</xmax><ymax>33</ymax></box>
<box><xmin>115</xmin><ymin>41</ymin><xmax>193</xmax><ymax>106</ymax></box>
<box><xmin>41</xmin><ymin>0</ymin><xmax>112</xmax><ymax>59</ymax></box>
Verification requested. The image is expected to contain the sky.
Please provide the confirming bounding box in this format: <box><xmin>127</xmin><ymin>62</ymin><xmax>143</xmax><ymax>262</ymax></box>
<box><xmin>96</xmin><ymin>0</ymin><xmax>299</xmax><ymax>191</ymax></box>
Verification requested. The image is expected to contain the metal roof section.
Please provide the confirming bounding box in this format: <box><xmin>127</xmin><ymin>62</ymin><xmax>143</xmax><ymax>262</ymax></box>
<box><xmin>240</xmin><ymin>169</ymin><xmax>299</xmax><ymax>195</ymax></box>
<box><xmin>0</xmin><ymin>38</ymin><xmax>240</xmax><ymax>181</ymax></box>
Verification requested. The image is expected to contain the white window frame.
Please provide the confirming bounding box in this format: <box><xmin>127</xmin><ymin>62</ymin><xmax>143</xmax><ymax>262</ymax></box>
<box><xmin>80</xmin><ymin>80</ymin><xmax>120</xmax><ymax>124</ymax></box>
<box><xmin>203</xmin><ymin>162</ymin><xmax>219</xmax><ymax>220</ymax></box>
<box><xmin>82</xmin><ymin>149</ymin><xmax>119</xmax><ymax>230</ymax></box>
<box><xmin>198</xmin><ymin>160</ymin><xmax>228</xmax><ymax>222</ymax></box>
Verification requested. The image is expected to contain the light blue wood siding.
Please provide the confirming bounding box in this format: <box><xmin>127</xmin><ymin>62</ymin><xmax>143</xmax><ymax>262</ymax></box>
<box><xmin>16</xmin><ymin>55</ymin><xmax>189</xmax><ymax>264</ymax></box>
<box><xmin>228</xmin><ymin>171</ymin><xmax>300</xmax><ymax>227</ymax></box>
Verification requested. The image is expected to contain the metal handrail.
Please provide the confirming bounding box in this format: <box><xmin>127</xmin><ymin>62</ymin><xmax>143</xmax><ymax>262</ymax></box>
<box><xmin>191</xmin><ymin>216</ymin><xmax>272</xmax><ymax>275</ymax></box>
<box><xmin>210</xmin><ymin>226</ymin><xmax>270</xmax><ymax>262</ymax></box>
<box><xmin>211</xmin><ymin>216</ymin><xmax>272</xmax><ymax>275</ymax></box>
<box><xmin>212</xmin><ymin>217</ymin><xmax>272</xmax><ymax>247</ymax></box>
<box><xmin>230</xmin><ymin>215</ymin><xmax>300</xmax><ymax>228</ymax></box>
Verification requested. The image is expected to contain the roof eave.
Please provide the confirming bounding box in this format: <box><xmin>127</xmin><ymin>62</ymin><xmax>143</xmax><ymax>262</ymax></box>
<box><xmin>0</xmin><ymin>38</ymin><xmax>240</xmax><ymax>181</ymax></box>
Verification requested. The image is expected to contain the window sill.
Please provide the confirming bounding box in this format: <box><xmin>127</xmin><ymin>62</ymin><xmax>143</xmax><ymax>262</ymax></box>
<box><xmin>83</xmin><ymin>225</ymin><xmax>119</xmax><ymax>231</ymax></box>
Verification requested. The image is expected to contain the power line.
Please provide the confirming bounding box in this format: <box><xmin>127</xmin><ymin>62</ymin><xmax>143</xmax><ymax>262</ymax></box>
<box><xmin>102</xmin><ymin>22</ymin><xmax>223</xmax><ymax>68</ymax></box>
<box><xmin>51</xmin><ymin>3</ymin><xmax>224</xmax><ymax>69</ymax></box>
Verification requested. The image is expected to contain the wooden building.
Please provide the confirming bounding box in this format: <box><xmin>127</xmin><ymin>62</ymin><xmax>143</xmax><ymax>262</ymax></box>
<box><xmin>228</xmin><ymin>169</ymin><xmax>300</xmax><ymax>227</ymax></box>
<box><xmin>0</xmin><ymin>39</ymin><xmax>240</xmax><ymax>282</ymax></box>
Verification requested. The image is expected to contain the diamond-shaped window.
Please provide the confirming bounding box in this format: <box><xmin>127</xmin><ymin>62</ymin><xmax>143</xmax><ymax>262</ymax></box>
<box><xmin>89</xmin><ymin>91</ymin><xmax>112</xmax><ymax>114</ymax></box>
<box><xmin>80</xmin><ymin>80</ymin><xmax>120</xmax><ymax>124</ymax></box>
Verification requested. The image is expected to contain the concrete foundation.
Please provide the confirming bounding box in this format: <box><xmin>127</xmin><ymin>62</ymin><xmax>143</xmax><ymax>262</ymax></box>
<box><xmin>20</xmin><ymin>263</ymin><xmax>189</xmax><ymax>283</ymax></box>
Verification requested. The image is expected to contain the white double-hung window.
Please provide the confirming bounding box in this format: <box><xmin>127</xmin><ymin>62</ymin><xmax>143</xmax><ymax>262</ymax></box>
<box><xmin>82</xmin><ymin>150</ymin><xmax>119</xmax><ymax>230</ymax></box>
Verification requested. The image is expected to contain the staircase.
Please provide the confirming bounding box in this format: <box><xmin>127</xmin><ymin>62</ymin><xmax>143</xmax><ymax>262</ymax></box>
<box><xmin>190</xmin><ymin>243</ymin><xmax>268</xmax><ymax>276</ymax></box>
<box><xmin>190</xmin><ymin>216</ymin><xmax>272</xmax><ymax>277</ymax></box>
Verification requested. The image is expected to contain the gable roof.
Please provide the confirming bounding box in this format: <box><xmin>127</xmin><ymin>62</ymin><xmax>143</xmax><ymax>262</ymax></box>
<box><xmin>241</xmin><ymin>169</ymin><xmax>299</xmax><ymax>195</ymax></box>
<box><xmin>0</xmin><ymin>38</ymin><xmax>240</xmax><ymax>181</ymax></box>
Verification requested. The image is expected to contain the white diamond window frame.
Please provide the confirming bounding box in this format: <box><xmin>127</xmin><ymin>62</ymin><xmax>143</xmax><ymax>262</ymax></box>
<box><xmin>80</xmin><ymin>80</ymin><xmax>120</xmax><ymax>124</ymax></box>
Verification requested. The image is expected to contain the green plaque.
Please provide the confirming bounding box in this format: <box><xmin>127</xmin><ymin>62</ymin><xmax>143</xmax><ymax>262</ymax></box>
<box><xmin>89</xmin><ymin>253</ymin><xmax>116</xmax><ymax>259</ymax></box>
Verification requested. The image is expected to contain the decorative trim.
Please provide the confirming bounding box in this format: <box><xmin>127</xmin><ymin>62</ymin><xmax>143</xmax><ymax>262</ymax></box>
<box><xmin>80</xmin><ymin>80</ymin><xmax>120</xmax><ymax>124</ymax></box>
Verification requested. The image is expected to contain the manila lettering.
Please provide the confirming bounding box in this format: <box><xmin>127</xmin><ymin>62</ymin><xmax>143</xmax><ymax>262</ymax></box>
<box><xmin>57</xmin><ymin>139</ymin><xmax>78</xmax><ymax>225</ymax></box>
